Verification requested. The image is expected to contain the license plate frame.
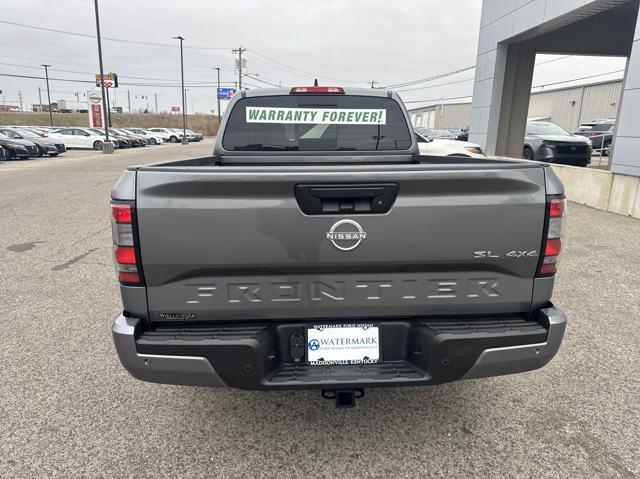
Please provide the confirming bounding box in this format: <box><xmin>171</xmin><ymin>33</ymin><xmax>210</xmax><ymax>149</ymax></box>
<box><xmin>306</xmin><ymin>323</ymin><xmax>380</xmax><ymax>366</ymax></box>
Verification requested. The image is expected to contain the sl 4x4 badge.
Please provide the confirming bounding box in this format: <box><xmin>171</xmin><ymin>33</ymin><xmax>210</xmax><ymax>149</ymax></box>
<box><xmin>474</xmin><ymin>250</ymin><xmax>538</xmax><ymax>259</ymax></box>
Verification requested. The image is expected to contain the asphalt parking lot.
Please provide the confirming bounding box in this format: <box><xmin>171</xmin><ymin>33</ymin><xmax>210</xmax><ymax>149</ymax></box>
<box><xmin>1</xmin><ymin>140</ymin><xmax>639</xmax><ymax>479</ymax></box>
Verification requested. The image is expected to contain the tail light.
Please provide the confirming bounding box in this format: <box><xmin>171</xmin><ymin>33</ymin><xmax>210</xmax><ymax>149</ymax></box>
<box><xmin>290</xmin><ymin>86</ymin><xmax>345</xmax><ymax>94</ymax></box>
<box><xmin>111</xmin><ymin>202</ymin><xmax>144</xmax><ymax>285</ymax></box>
<box><xmin>537</xmin><ymin>196</ymin><xmax>566</xmax><ymax>277</ymax></box>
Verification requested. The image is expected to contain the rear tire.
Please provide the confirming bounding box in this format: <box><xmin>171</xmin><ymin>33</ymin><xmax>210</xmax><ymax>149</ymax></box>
<box><xmin>522</xmin><ymin>146</ymin><xmax>534</xmax><ymax>160</ymax></box>
<box><xmin>169</xmin><ymin>136</ymin><xmax>178</xmax><ymax>143</ymax></box>
<box><xmin>150</xmin><ymin>138</ymin><xmax>157</xmax><ymax>145</ymax></box>
<box><xmin>93</xmin><ymin>140</ymin><xmax>103</xmax><ymax>151</ymax></box>
<box><xmin>48</xmin><ymin>153</ymin><xmax>59</xmax><ymax>157</ymax></box>
<box><xmin>603</xmin><ymin>140</ymin><xmax>612</xmax><ymax>157</ymax></box>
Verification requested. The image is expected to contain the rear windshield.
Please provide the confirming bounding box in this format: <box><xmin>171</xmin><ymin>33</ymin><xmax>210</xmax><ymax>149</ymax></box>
<box><xmin>222</xmin><ymin>95</ymin><xmax>412</xmax><ymax>152</ymax></box>
<box><xmin>590</xmin><ymin>123</ymin><xmax>614</xmax><ymax>131</ymax></box>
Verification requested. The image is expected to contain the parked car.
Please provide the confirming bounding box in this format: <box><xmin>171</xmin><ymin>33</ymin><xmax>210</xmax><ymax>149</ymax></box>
<box><xmin>0</xmin><ymin>132</ymin><xmax>38</xmax><ymax>158</ymax></box>
<box><xmin>47</xmin><ymin>128</ymin><xmax>109</xmax><ymax>150</ymax></box>
<box><xmin>0</xmin><ymin>127</ymin><xmax>64</xmax><ymax>156</ymax></box>
<box><xmin>87</xmin><ymin>129</ymin><xmax>126</xmax><ymax>148</ymax></box>
<box><xmin>428</xmin><ymin>129</ymin><xmax>457</xmax><ymax>140</ymax></box>
<box><xmin>574</xmin><ymin>121</ymin><xmax>614</xmax><ymax>156</ymax></box>
<box><xmin>415</xmin><ymin>130</ymin><xmax>485</xmax><ymax>158</ymax></box>
<box><xmin>148</xmin><ymin>128</ymin><xmax>183</xmax><ymax>143</ymax></box>
<box><xmin>170</xmin><ymin>128</ymin><xmax>190</xmax><ymax>142</ymax></box>
<box><xmin>456</xmin><ymin>128</ymin><xmax>469</xmax><ymax>142</ymax></box>
<box><xmin>111</xmin><ymin>86</ymin><xmax>567</xmax><ymax>407</ymax></box>
<box><xmin>123</xmin><ymin>128</ymin><xmax>164</xmax><ymax>145</ymax></box>
<box><xmin>0</xmin><ymin>144</ymin><xmax>9</xmax><ymax>160</ymax></box>
<box><xmin>186</xmin><ymin>129</ymin><xmax>203</xmax><ymax>141</ymax></box>
<box><xmin>113</xmin><ymin>128</ymin><xmax>147</xmax><ymax>146</ymax></box>
<box><xmin>524</xmin><ymin>121</ymin><xmax>592</xmax><ymax>167</ymax></box>
<box><xmin>111</xmin><ymin>129</ymin><xmax>145</xmax><ymax>147</ymax></box>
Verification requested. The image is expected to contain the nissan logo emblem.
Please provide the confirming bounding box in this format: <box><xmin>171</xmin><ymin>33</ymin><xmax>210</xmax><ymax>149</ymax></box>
<box><xmin>326</xmin><ymin>220</ymin><xmax>367</xmax><ymax>251</ymax></box>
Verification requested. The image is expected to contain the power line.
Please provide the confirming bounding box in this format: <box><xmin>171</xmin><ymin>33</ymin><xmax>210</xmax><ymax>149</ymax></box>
<box><xmin>0</xmin><ymin>53</ymin><xmax>233</xmax><ymax>74</ymax></box>
<box><xmin>385</xmin><ymin>56</ymin><xmax>574</xmax><ymax>91</ymax></box>
<box><xmin>403</xmin><ymin>69</ymin><xmax>625</xmax><ymax>105</ymax></box>
<box><xmin>243</xmin><ymin>73</ymin><xmax>280</xmax><ymax>87</ymax></box>
<box><xmin>382</xmin><ymin>66</ymin><xmax>476</xmax><ymax>89</ymax></box>
<box><xmin>0</xmin><ymin>72</ymin><xmax>236</xmax><ymax>88</ymax></box>
<box><xmin>398</xmin><ymin>77</ymin><xmax>475</xmax><ymax>93</ymax></box>
<box><xmin>404</xmin><ymin>95</ymin><xmax>472</xmax><ymax>105</ymax></box>
<box><xmin>0</xmin><ymin>19</ymin><xmax>232</xmax><ymax>50</ymax></box>
<box><xmin>248</xmin><ymin>49</ymin><xmax>354</xmax><ymax>83</ymax></box>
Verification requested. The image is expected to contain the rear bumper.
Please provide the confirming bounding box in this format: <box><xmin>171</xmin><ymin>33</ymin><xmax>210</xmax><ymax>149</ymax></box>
<box><xmin>112</xmin><ymin>306</ymin><xmax>566</xmax><ymax>390</ymax></box>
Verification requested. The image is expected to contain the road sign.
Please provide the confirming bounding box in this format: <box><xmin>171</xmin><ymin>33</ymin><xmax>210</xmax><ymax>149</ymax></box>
<box><xmin>95</xmin><ymin>72</ymin><xmax>118</xmax><ymax>88</ymax></box>
<box><xmin>218</xmin><ymin>88</ymin><xmax>236</xmax><ymax>99</ymax></box>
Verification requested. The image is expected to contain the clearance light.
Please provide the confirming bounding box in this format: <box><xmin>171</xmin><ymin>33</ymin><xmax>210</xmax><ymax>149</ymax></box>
<box><xmin>290</xmin><ymin>86</ymin><xmax>345</xmax><ymax>94</ymax></box>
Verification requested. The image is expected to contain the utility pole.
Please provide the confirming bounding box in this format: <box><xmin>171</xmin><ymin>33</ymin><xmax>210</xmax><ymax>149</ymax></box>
<box><xmin>127</xmin><ymin>90</ymin><xmax>131</xmax><ymax>113</ymax></box>
<box><xmin>173</xmin><ymin>35</ymin><xmax>188</xmax><ymax>144</ymax></box>
<box><xmin>214</xmin><ymin>67</ymin><xmax>221</xmax><ymax>125</ymax></box>
<box><xmin>38</xmin><ymin>87</ymin><xmax>42</xmax><ymax>112</ymax></box>
<box><xmin>93</xmin><ymin>0</ymin><xmax>114</xmax><ymax>153</ymax></box>
<box><xmin>41</xmin><ymin>64</ymin><xmax>53</xmax><ymax>126</ymax></box>
<box><xmin>184</xmin><ymin>89</ymin><xmax>189</xmax><ymax>128</ymax></box>
<box><xmin>232</xmin><ymin>47</ymin><xmax>246</xmax><ymax>90</ymax></box>
<box><xmin>105</xmin><ymin>87</ymin><xmax>112</xmax><ymax>127</ymax></box>
<box><xmin>369</xmin><ymin>80</ymin><xmax>378</xmax><ymax>89</ymax></box>
<box><xmin>154</xmin><ymin>93</ymin><xmax>158</xmax><ymax>113</ymax></box>
<box><xmin>18</xmin><ymin>90</ymin><xmax>23</xmax><ymax>111</ymax></box>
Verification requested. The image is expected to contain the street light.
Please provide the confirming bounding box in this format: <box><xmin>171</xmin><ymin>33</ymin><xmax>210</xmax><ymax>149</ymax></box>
<box><xmin>213</xmin><ymin>67</ymin><xmax>221</xmax><ymax>126</ymax></box>
<box><xmin>93</xmin><ymin>0</ymin><xmax>114</xmax><ymax>153</ymax></box>
<box><xmin>173</xmin><ymin>35</ymin><xmax>188</xmax><ymax>145</ymax></box>
<box><xmin>41</xmin><ymin>64</ymin><xmax>53</xmax><ymax>126</ymax></box>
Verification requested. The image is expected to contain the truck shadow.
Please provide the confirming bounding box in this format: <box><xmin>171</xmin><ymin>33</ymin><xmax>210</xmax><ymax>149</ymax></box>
<box><xmin>180</xmin><ymin>379</ymin><xmax>494</xmax><ymax>440</ymax></box>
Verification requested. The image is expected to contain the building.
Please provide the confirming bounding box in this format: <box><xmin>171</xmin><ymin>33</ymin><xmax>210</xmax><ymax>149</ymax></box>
<box><xmin>408</xmin><ymin>78</ymin><xmax>623</xmax><ymax>132</ymax></box>
<box><xmin>469</xmin><ymin>0</ymin><xmax>640</xmax><ymax>177</ymax></box>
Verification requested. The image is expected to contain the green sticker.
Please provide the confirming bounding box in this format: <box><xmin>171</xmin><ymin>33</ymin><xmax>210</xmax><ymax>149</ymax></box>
<box><xmin>246</xmin><ymin>107</ymin><xmax>386</xmax><ymax>125</ymax></box>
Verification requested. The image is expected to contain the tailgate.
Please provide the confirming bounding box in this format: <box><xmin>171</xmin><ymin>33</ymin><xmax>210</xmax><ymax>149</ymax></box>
<box><xmin>135</xmin><ymin>164</ymin><xmax>547</xmax><ymax>321</ymax></box>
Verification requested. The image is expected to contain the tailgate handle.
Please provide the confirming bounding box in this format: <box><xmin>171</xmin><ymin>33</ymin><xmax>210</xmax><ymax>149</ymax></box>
<box><xmin>295</xmin><ymin>183</ymin><xmax>399</xmax><ymax>215</ymax></box>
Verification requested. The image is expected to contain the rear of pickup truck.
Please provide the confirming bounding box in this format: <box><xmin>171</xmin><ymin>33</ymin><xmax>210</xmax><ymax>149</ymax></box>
<box><xmin>111</xmin><ymin>87</ymin><xmax>567</xmax><ymax>398</ymax></box>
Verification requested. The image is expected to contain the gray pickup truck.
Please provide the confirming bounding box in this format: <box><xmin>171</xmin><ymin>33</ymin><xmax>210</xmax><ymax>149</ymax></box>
<box><xmin>111</xmin><ymin>86</ymin><xmax>567</xmax><ymax>407</ymax></box>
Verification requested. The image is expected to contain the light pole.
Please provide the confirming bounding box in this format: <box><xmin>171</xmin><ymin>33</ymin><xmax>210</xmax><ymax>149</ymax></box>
<box><xmin>93</xmin><ymin>0</ymin><xmax>114</xmax><ymax>153</ymax></box>
<box><xmin>41</xmin><ymin>64</ymin><xmax>53</xmax><ymax>126</ymax></box>
<box><xmin>173</xmin><ymin>35</ymin><xmax>188</xmax><ymax>145</ymax></box>
<box><xmin>214</xmin><ymin>67</ymin><xmax>221</xmax><ymax>126</ymax></box>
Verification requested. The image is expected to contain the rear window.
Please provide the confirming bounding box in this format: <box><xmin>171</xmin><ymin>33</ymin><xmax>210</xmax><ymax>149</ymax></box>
<box><xmin>590</xmin><ymin>123</ymin><xmax>614</xmax><ymax>131</ymax></box>
<box><xmin>222</xmin><ymin>95</ymin><xmax>412</xmax><ymax>152</ymax></box>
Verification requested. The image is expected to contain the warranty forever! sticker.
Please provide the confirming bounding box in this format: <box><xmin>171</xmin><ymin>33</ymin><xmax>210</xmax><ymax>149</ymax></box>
<box><xmin>246</xmin><ymin>107</ymin><xmax>387</xmax><ymax>125</ymax></box>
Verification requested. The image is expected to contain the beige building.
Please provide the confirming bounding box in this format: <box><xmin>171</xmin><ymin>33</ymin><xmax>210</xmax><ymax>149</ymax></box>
<box><xmin>408</xmin><ymin>78</ymin><xmax>622</xmax><ymax>132</ymax></box>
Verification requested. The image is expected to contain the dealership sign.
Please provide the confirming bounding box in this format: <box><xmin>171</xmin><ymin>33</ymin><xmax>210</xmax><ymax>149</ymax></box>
<box><xmin>95</xmin><ymin>72</ymin><xmax>118</xmax><ymax>88</ymax></box>
<box><xmin>217</xmin><ymin>88</ymin><xmax>236</xmax><ymax>99</ymax></box>
<box><xmin>87</xmin><ymin>89</ymin><xmax>104</xmax><ymax>128</ymax></box>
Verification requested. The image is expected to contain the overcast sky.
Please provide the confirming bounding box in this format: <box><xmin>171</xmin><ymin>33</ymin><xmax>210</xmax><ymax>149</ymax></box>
<box><xmin>0</xmin><ymin>0</ymin><xmax>628</xmax><ymax>114</ymax></box>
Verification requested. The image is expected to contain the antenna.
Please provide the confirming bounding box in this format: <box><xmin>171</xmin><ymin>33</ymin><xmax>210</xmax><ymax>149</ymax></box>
<box><xmin>313</xmin><ymin>78</ymin><xmax>319</xmax><ymax>87</ymax></box>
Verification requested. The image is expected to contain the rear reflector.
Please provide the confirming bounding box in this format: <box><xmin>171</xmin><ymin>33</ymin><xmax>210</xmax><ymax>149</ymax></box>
<box><xmin>118</xmin><ymin>272</ymin><xmax>140</xmax><ymax>283</ymax></box>
<box><xmin>290</xmin><ymin>86</ymin><xmax>345</xmax><ymax>94</ymax></box>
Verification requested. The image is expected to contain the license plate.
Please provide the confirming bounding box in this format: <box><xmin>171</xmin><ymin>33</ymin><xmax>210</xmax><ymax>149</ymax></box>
<box><xmin>306</xmin><ymin>324</ymin><xmax>380</xmax><ymax>366</ymax></box>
